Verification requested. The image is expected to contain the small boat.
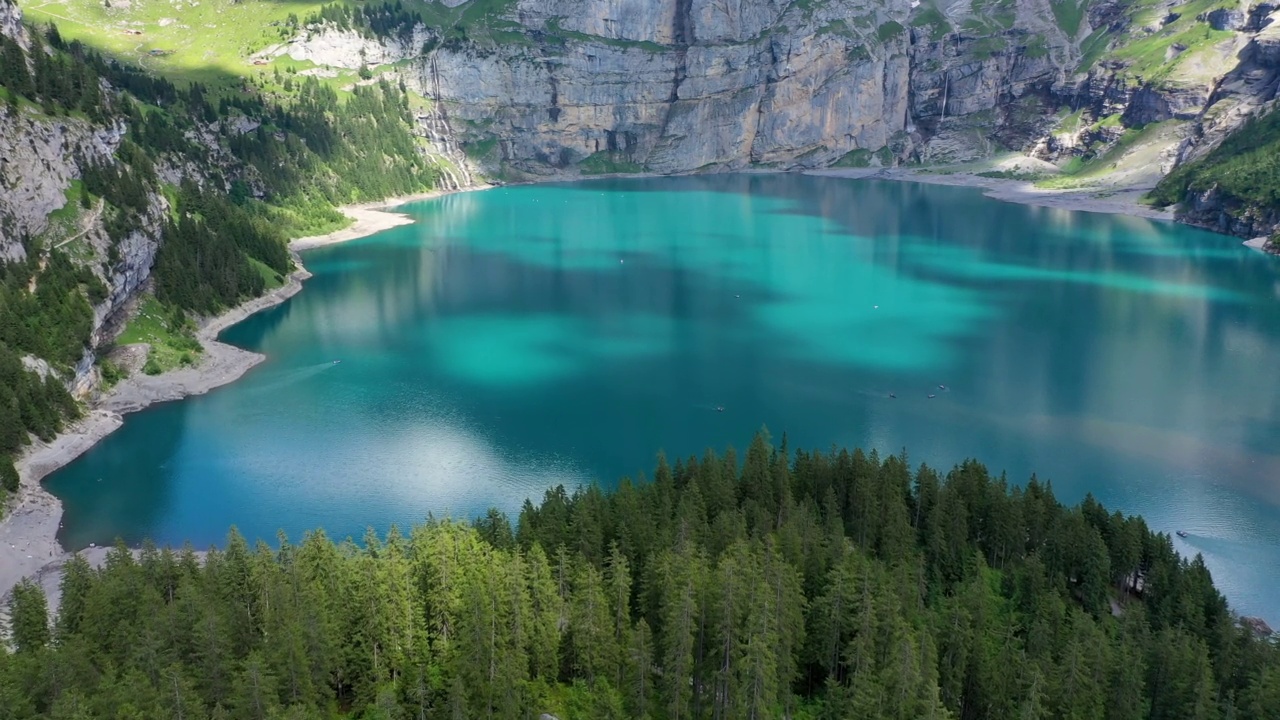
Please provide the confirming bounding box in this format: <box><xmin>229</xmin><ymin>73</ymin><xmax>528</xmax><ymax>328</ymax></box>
<box><xmin>927</xmin><ymin>394</ymin><xmax>936</xmax><ymax>399</ymax></box>
<box><xmin>715</xmin><ymin>406</ymin><xmax>725</xmax><ymax>412</ymax></box>
<box><xmin>939</xmin><ymin>384</ymin><xmax>947</xmax><ymax>390</ymax></box>
<box><xmin>333</xmin><ymin>360</ymin><xmax>342</xmax><ymax>365</ymax></box>
<box><xmin>888</xmin><ymin>393</ymin><xmax>896</xmax><ymax>399</ymax></box>
<box><xmin>1176</xmin><ymin>530</ymin><xmax>1189</xmax><ymax>538</ymax></box>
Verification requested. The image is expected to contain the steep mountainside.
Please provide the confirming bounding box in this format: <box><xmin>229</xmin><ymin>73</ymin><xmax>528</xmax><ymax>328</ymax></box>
<box><xmin>0</xmin><ymin>0</ymin><xmax>454</xmax><ymax>489</ymax></box>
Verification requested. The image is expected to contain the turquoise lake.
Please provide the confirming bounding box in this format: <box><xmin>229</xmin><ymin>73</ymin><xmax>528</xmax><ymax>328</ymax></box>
<box><xmin>46</xmin><ymin>174</ymin><xmax>1280</xmax><ymax>621</ymax></box>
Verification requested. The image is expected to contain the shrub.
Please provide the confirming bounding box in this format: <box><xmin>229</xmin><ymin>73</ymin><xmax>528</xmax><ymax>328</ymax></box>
<box><xmin>98</xmin><ymin>358</ymin><xmax>125</xmax><ymax>387</ymax></box>
<box><xmin>0</xmin><ymin>454</ymin><xmax>18</xmax><ymax>493</ymax></box>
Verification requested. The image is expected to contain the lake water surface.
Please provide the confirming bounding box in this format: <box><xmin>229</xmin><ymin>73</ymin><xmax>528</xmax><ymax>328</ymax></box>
<box><xmin>47</xmin><ymin>175</ymin><xmax>1280</xmax><ymax>621</ymax></box>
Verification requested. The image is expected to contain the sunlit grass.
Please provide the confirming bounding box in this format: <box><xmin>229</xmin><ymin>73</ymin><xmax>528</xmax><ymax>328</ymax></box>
<box><xmin>117</xmin><ymin>296</ymin><xmax>203</xmax><ymax>372</ymax></box>
<box><xmin>24</xmin><ymin>0</ymin><xmax>332</xmax><ymax>89</ymax></box>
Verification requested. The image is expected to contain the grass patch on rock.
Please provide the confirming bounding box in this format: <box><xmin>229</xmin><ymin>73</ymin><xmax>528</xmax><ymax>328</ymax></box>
<box><xmin>910</xmin><ymin>7</ymin><xmax>952</xmax><ymax>41</ymax></box>
<box><xmin>579</xmin><ymin>151</ymin><xmax>643</xmax><ymax>175</ymax></box>
<box><xmin>117</xmin><ymin>296</ymin><xmax>203</xmax><ymax>373</ymax></box>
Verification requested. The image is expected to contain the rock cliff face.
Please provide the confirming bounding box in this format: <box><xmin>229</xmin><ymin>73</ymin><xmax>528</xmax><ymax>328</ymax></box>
<box><xmin>0</xmin><ymin>0</ymin><xmax>163</xmax><ymax>391</ymax></box>
<box><xmin>1184</xmin><ymin>185</ymin><xmax>1280</xmax><ymax>239</ymax></box>
<box><xmin>0</xmin><ymin>104</ymin><xmax>163</xmax><ymax>389</ymax></box>
<box><xmin>410</xmin><ymin>0</ymin><xmax>1082</xmax><ymax>174</ymax></box>
<box><xmin>0</xmin><ymin>0</ymin><xmax>24</xmax><ymax>48</ymax></box>
<box><xmin>0</xmin><ymin>113</ymin><xmax>124</xmax><ymax>259</ymax></box>
<box><xmin>271</xmin><ymin>24</ymin><xmax>435</xmax><ymax>68</ymax></box>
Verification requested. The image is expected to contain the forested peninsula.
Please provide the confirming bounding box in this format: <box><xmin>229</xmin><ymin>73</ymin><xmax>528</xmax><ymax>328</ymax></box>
<box><xmin>5</xmin><ymin>434</ymin><xmax>1280</xmax><ymax>719</ymax></box>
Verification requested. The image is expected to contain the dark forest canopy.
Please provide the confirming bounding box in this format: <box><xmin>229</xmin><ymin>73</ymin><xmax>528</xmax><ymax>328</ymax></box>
<box><xmin>4</xmin><ymin>432</ymin><xmax>1279</xmax><ymax>719</ymax></box>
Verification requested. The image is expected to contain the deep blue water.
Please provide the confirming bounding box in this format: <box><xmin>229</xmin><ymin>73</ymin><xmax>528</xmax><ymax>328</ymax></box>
<box><xmin>45</xmin><ymin>174</ymin><xmax>1280</xmax><ymax>621</ymax></box>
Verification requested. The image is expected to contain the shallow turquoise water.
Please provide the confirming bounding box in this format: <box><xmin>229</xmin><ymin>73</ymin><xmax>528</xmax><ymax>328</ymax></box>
<box><xmin>46</xmin><ymin>175</ymin><xmax>1280</xmax><ymax>621</ymax></box>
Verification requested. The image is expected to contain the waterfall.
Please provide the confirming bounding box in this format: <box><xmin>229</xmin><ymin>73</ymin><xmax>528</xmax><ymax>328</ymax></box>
<box><xmin>417</xmin><ymin>52</ymin><xmax>474</xmax><ymax>190</ymax></box>
<box><xmin>941</xmin><ymin>75</ymin><xmax>949</xmax><ymax>122</ymax></box>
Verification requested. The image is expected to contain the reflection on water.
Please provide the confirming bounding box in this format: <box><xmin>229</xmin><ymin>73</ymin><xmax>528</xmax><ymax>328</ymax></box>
<box><xmin>45</xmin><ymin>174</ymin><xmax>1280</xmax><ymax>622</ymax></box>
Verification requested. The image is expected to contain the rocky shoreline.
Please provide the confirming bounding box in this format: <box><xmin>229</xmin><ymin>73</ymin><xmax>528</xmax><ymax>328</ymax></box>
<box><xmin>0</xmin><ymin>193</ymin><xmax>451</xmax><ymax>604</ymax></box>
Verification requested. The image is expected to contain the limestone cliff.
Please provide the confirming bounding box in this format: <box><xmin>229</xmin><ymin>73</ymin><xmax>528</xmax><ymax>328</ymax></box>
<box><xmin>0</xmin><ymin>0</ymin><xmax>158</xmax><ymax>363</ymax></box>
<box><xmin>255</xmin><ymin>0</ymin><xmax>1276</xmax><ymax>191</ymax></box>
<box><xmin>0</xmin><ymin>113</ymin><xmax>125</xmax><ymax>259</ymax></box>
<box><xmin>413</xmin><ymin>0</ymin><xmax>1079</xmax><ymax>174</ymax></box>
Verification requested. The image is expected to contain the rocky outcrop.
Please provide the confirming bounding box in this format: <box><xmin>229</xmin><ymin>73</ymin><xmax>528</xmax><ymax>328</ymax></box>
<box><xmin>1203</xmin><ymin>8</ymin><xmax>1248</xmax><ymax>31</ymax></box>
<box><xmin>402</xmin><ymin>0</ymin><xmax>1080</xmax><ymax>175</ymax></box>
<box><xmin>1180</xmin><ymin>184</ymin><xmax>1280</xmax><ymax>239</ymax></box>
<box><xmin>0</xmin><ymin>106</ymin><xmax>163</xmax><ymax>390</ymax></box>
<box><xmin>1120</xmin><ymin>83</ymin><xmax>1212</xmax><ymax>125</ymax></box>
<box><xmin>94</xmin><ymin>203</ymin><xmax>164</xmax><ymax>344</ymax></box>
<box><xmin>0</xmin><ymin>111</ymin><xmax>125</xmax><ymax>260</ymax></box>
<box><xmin>264</xmin><ymin>24</ymin><xmax>433</xmax><ymax>69</ymax></box>
<box><xmin>0</xmin><ymin>0</ymin><xmax>25</xmax><ymax>48</ymax></box>
<box><xmin>1242</xmin><ymin>615</ymin><xmax>1275</xmax><ymax>637</ymax></box>
<box><xmin>1245</xmin><ymin>2</ymin><xmax>1277</xmax><ymax>32</ymax></box>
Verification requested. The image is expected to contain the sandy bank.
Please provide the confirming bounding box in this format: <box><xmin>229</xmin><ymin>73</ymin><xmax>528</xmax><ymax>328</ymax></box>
<box><xmin>291</xmin><ymin>186</ymin><xmax>489</xmax><ymax>251</ymax></box>
<box><xmin>805</xmin><ymin>167</ymin><xmax>1174</xmax><ymax>221</ymax></box>
<box><xmin>1244</xmin><ymin>236</ymin><xmax>1277</xmax><ymax>254</ymax></box>
<box><xmin>0</xmin><ymin>189</ymin><xmax>476</xmax><ymax>605</ymax></box>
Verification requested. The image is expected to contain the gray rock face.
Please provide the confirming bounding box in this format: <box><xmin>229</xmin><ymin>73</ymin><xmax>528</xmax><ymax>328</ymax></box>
<box><xmin>0</xmin><ymin>0</ymin><xmax>26</xmax><ymax>48</ymax></box>
<box><xmin>1249</xmin><ymin>18</ymin><xmax>1280</xmax><ymax>67</ymax></box>
<box><xmin>1121</xmin><ymin>83</ymin><xmax>1211</xmax><ymax>125</ymax></box>
<box><xmin>408</xmin><ymin>0</ymin><xmax>1077</xmax><ymax>174</ymax></box>
<box><xmin>1203</xmin><ymin>8</ymin><xmax>1247</xmax><ymax>31</ymax></box>
<box><xmin>277</xmin><ymin>24</ymin><xmax>434</xmax><ymax>69</ymax></box>
<box><xmin>1245</xmin><ymin>2</ymin><xmax>1277</xmax><ymax>32</ymax></box>
<box><xmin>0</xmin><ymin>111</ymin><xmax>124</xmax><ymax>260</ymax></box>
<box><xmin>253</xmin><ymin>0</ymin><xmax>1271</xmax><ymax>185</ymax></box>
<box><xmin>0</xmin><ymin>106</ymin><xmax>161</xmax><ymax>392</ymax></box>
<box><xmin>516</xmin><ymin>0</ymin><xmax>681</xmax><ymax>43</ymax></box>
<box><xmin>1182</xmin><ymin>184</ymin><xmax>1280</xmax><ymax>239</ymax></box>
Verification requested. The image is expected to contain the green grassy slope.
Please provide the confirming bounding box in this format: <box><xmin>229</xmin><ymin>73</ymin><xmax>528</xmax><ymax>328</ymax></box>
<box><xmin>22</xmin><ymin>0</ymin><xmax>327</xmax><ymax>89</ymax></box>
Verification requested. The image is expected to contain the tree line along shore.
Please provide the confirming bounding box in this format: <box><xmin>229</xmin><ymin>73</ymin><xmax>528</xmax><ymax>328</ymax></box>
<box><xmin>4</xmin><ymin>433</ymin><xmax>1279</xmax><ymax>719</ymax></box>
